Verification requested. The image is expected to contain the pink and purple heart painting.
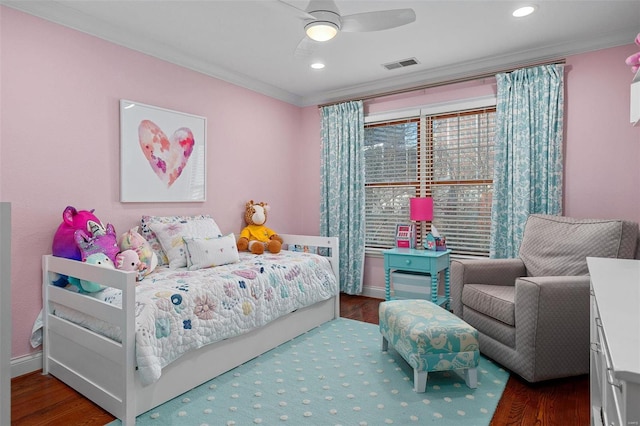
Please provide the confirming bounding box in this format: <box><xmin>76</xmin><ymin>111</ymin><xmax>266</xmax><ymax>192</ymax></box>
<box><xmin>138</xmin><ymin>119</ymin><xmax>195</xmax><ymax>188</ymax></box>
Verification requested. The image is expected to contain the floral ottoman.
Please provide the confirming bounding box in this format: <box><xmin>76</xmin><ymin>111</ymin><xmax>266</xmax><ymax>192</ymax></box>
<box><xmin>379</xmin><ymin>299</ymin><xmax>480</xmax><ymax>392</ymax></box>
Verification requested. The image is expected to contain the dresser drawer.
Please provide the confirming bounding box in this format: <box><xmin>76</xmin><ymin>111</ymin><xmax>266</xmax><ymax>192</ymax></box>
<box><xmin>601</xmin><ymin>328</ymin><xmax>623</xmax><ymax>426</ymax></box>
<box><xmin>602</xmin><ymin>372</ymin><xmax>623</xmax><ymax>426</ymax></box>
<box><xmin>588</xmin><ymin>258</ymin><xmax>640</xmax><ymax>426</ymax></box>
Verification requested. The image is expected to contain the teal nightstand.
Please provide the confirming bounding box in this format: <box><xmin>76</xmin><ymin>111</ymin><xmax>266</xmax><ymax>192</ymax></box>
<box><xmin>383</xmin><ymin>248</ymin><xmax>451</xmax><ymax>307</ymax></box>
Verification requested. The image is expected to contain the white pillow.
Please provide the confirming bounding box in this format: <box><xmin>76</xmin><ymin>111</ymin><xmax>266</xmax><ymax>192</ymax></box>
<box><xmin>183</xmin><ymin>234</ymin><xmax>240</xmax><ymax>270</ymax></box>
<box><xmin>149</xmin><ymin>218</ymin><xmax>223</xmax><ymax>269</ymax></box>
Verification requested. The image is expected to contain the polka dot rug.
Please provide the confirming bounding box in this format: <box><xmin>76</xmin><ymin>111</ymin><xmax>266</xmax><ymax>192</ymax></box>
<box><xmin>107</xmin><ymin>317</ymin><xmax>508</xmax><ymax>425</ymax></box>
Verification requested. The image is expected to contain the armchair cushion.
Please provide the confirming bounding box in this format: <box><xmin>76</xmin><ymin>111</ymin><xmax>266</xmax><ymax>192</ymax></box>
<box><xmin>462</xmin><ymin>284</ymin><xmax>515</xmax><ymax>326</ymax></box>
<box><xmin>519</xmin><ymin>215</ymin><xmax>633</xmax><ymax>277</ymax></box>
<box><xmin>450</xmin><ymin>258</ymin><xmax>524</xmax><ymax>317</ymax></box>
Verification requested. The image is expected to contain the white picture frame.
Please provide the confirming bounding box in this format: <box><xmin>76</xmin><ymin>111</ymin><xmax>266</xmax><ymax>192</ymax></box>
<box><xmin>120</xmin><ymin>99</ymin><xmax>206</xmax><ymax>202</ymax></box>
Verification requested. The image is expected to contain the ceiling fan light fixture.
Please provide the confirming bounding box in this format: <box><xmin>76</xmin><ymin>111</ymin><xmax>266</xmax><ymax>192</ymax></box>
<box><xmin>512</xmin><ymin>5</ymin><xmax>536</xmax><ymax>18</ymax></box>
<box><xmin>305</xmin><ymin>21</ymin><xmax>338</xmax><ymax>42</ymax></box>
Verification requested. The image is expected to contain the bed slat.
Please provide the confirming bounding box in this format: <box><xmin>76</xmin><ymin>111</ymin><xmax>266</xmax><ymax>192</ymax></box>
<box><xmin>48</xmin><ymin>285</ymin><xmax>126</xmax><ymax>327</ymax></box>
<box><xmin>45</xmin><ymin>255</ymin><xmax>136</xmax><ymax>291</ymax></box>
<box><xmin>47</xmin><ymin>314</ymin><xmax>124</xmax><ymax>365</ymax></box>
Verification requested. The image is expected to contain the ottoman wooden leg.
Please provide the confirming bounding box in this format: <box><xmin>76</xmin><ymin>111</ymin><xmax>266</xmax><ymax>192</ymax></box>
<box><xmin>381</xmin><ymin>336</ymin><xmax>389</xmax><ymax>351</ymax></box>
<box><xmin>414</xmin><ymin>369</ymin><xmax>427</xmax><ymax>393</ymax></box>
<box><xmin>464</xmin><ymin>367</ymin><xmax>478</xmax><ymax>389</ymax></box>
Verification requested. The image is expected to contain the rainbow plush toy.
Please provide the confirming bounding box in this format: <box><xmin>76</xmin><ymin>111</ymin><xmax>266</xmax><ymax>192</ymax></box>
<box><xmin>117</xmin><ymin>226</ymin><xmax>158</xmax><ymax>277</ymax></box>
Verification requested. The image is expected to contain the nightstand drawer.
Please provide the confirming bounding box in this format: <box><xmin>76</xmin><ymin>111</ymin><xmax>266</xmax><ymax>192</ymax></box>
<box><xmin>386</xmin><ymin>254</ymin><xmax>434</xmax><ymax>271</ymax></box>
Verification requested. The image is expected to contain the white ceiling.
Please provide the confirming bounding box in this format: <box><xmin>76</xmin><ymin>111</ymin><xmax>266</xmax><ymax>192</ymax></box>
<box><xmin>3</xmin><ymin>0</ymin><xmax>640</xmax><ymax>106</ymax></box>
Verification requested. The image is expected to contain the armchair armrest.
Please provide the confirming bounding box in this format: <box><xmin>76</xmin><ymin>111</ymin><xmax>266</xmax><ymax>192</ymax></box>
<box><xmin>514</xmin><ymin>275</ymin><xmax>591</xmax><ymax>381</ymax></box>
<box><xmin>450</xmin><ymin>258</ymin><xmax>526</xmax><ymax>316</ymax></box>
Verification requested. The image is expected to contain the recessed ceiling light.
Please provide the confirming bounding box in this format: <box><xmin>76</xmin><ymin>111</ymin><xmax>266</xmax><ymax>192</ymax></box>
<box><xmin>513</xmin><ymin>5</ymin><xmax>536</xmax><ymax>18</ymax></box>
<box><xmin>311</xmin><ymin>62</ymin><xmax>325</xmax><ymax>69</ymax></box>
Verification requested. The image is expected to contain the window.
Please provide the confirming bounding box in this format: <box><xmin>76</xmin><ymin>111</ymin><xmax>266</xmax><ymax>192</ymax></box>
<box><xmin>364</xmin><ymin>106</ymin><xmax>496</xmax><ymax>257</ymax></box>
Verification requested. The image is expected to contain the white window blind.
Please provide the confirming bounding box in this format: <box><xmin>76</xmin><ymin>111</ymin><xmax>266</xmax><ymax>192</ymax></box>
<box><xmin>364</xmin><ymin>118</ymin><xmax>419</xmax><ymax>249</ymax></box>
<box><xmin>364</xmin><ymin>107</ymin><xmax>496</xmax><ymax>257</ymax></box>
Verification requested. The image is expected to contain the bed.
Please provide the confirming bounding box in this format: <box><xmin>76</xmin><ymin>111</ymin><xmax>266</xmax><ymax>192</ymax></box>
<box><xmin>41</xmin><ymin>233</ymin><xmax>339</xmax><ymax>425</ymax></box>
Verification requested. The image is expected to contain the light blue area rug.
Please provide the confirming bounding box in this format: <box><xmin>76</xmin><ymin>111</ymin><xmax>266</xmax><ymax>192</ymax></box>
<box><xmin>108</xmin><ymin>318</ymin><xmax>508</xmax><ymax>425</ymax></box>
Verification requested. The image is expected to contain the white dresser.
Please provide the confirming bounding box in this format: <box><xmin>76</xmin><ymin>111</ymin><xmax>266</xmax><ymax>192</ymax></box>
<box><xmin>587</xmin><ymin>257</ymin><xmax>640</xmax><ymax>426</ymax></box>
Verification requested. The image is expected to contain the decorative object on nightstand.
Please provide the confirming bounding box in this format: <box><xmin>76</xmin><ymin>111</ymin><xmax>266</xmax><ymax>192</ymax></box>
<box><xmin>427</xmin><ymin>225</ymin><xmax>446</xmax><ymax>250</ymax></box>
<box><xmin>395</xmin><ymin>223</ymin><xmax>416</xmax><ymax>248</ymax></box>
<box><xmin>409</xmin><ymin>197</ymin><xmax>433</xmax><ymax>249</ymax></box>
<box><xmin>424</xmin><ymin>232</ymin><xmax>436</xmax><ymax>250</ymax></box>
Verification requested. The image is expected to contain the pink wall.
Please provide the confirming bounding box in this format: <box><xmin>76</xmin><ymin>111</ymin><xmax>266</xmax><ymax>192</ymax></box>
<box><xmin>564</xmin><ymin>45</ymin><xmax>640</xmax><ymax>220</ymax></box>
<box><xmin>298</xmin><ymin>106</ymin><xmax>323</xmax><ymax>233</ymax></box>
<box><xmin>2</xmin><ymin>6</ymin><xmax>639</xmax><ymax>360</ymax></box>
<box><xmin>0</xmin><ymin>7</ymin><xmax>315</xmax><ymax>358</ymax></box>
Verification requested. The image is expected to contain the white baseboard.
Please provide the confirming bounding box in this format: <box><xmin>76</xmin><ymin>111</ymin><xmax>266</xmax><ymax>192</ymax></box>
<box><xmin>11</xmin><ymin>351</ymin><xmax>42</xmax><ymax>378</ymax></box>
<box><xmin>360</xmin><ymin>286</ymin><xmax>385</xmax><ymax>300</ymax></box>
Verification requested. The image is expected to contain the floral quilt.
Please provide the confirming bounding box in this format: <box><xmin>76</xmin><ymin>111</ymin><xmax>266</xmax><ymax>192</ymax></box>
<box><xmin>54</xmin><ymin>250</ymin><xmax>337</xmax><ymax>386</ymax></box>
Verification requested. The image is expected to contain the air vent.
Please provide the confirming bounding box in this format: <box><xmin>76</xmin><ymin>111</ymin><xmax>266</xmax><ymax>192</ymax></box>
<box><xmin>382</xmin><ymin>57</ymin><xmax>419</xmax><ymax>71</ymax></box>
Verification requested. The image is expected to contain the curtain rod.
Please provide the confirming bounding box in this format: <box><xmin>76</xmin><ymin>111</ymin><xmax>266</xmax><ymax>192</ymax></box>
<box><xmin>318</xmin><ymin>58</ymin><xmax>566</xmax><ymax>108</ymax></box>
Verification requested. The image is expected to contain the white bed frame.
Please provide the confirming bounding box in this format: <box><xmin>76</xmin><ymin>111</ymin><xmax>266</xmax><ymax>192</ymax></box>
<box><xmin>42</xmin><ymin>234</ymin><xmax>340</xmax><ymax>425</ymax></box>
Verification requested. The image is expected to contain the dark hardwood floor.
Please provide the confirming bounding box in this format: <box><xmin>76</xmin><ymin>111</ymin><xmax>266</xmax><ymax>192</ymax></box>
<box><xmin>12</xmin><ymin>294</ymin><xmax>589</xmax><ymax>425</ymax></box>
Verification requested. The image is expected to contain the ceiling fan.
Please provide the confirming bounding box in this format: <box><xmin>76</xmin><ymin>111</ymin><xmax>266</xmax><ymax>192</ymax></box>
<box><xmin>277</xmin><ymin>0</ymin><xmax>416</xmax><ymax>57</ymax></box>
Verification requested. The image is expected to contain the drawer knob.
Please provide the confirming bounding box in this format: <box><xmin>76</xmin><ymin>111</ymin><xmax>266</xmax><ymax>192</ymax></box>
<box><xmin>405</xmin><ymin>259</ymin><xmax>411</xmax><ymax>265</ymax></box>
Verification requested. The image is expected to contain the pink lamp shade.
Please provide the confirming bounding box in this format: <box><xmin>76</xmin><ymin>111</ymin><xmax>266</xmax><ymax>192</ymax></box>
<box><xmin>410</xmin><ymin>197</ymin><xmax>433</xmax><ymax>221</ymax></box>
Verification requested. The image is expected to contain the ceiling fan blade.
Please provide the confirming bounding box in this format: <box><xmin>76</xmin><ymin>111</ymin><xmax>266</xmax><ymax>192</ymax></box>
<box><xmin>277</xmin><ymin>0</ymin><xmax>316</xmax><ymax>20</ymax></box>
<box><xmin>294</xmin><ymin>36</ymin><xmax>321</xmax><ymax>58</ymax></box>
<box><xmin>340</xmin><ymin>8</ymin><xmax>416</xmax><ymax>32</ymax></box>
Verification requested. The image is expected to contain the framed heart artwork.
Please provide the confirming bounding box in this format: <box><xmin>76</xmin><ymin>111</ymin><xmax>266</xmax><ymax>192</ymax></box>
<box><xmin>120</xmin><ymin>100</ymin><xmax>206</xmax><ymax>202</ymax></box>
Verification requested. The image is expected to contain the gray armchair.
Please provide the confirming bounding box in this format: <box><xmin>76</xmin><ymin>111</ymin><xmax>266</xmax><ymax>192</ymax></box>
<box><xmin>450</xmin><ymin>214</ymin><xmax>639</xmax><ymax>382</ymax></box>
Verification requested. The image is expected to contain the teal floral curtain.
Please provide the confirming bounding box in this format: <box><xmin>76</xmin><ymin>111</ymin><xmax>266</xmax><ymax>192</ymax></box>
<box><xmin>320</xmin><ymin>101</ymin><xmax>365</xmax><ymax>294</ymax></box>
<box><xmin>490</xmin><ymin>64</ymin><xmax>564</xmax><ymax>258</ymax></box>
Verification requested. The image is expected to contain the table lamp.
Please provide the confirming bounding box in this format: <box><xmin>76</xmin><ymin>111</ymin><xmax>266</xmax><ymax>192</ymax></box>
<box><xmin>410</xmin><ymin>197</ymin><xmax>433</xmax><ymax>249</ymax></box>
